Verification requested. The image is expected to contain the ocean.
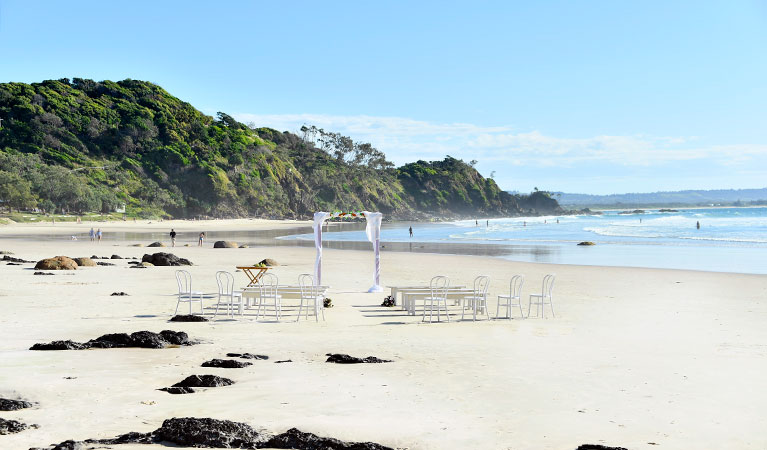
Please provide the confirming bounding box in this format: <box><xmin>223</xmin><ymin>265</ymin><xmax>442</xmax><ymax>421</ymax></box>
<box><xmin>281</xmin><ymin>207</ymin><xmax>767</xmax><ymax>274</ymax></box>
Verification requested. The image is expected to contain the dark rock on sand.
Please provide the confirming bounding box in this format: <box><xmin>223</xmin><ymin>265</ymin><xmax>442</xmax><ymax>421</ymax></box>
<box><xmin>0</xmin><ymin>417</ymin><xmax>29</xmax><ymax>435</ymax></box>
<box><xmin>151</xmin><ymin>417</ymin><xmax>267</xmax><ymax>448</ymax></box>
<box><xmin>110</xmin><ymin>254</ymin><xmax>123</xmax><ymax>259</ymax></box>
<box><xmin>147</xmin><ymin>241</ymin><xmax>165</xmax><ymax>247</ymax></box>
<box><xmin>30</xmin><ymin>340</ymin><xmax>90</xmax><ymax>350</ymax></box>
<box><xmin>2</xmin><ymin>254</ymin><xmax>32</xmax><ymax>263</ymax></box>
<box><xmin>202</xmin><ymin>359</ymin><xmax>253</xmax><ymax>368</ymax></box>
<box><xmin>34</xmin><ymin>256</ymin><xmax>78</xmax><ymax>270</ymax></box>
<box><xmin>6</xmin><ymin>262</ymin><xmax>21</xmax><ymax>265</ymax></box>
<box><xmin>31</xmin><ymin>330</ymin><xmax>192</xmax><ymax>350</ymax></box>
<box><xmin>73</xmin><ymin>257</ymin><xmax>96</xmax><ymax>267</ymax></box>
<box><xmin>259</xmin><ymin>258</ymin><xmax>279</xmax><ymax>266</ymax></box>
<box><xmin>275</xmin><ymin>359</ymin><xmax>293</xmax><ymax>363</ymax></box>
<box><xmin>0</xmin><ymin>398</ymin><xmax>33</xmax><ymax>411</ymax></box>
<box><xmin>158</xmin><ymin>386</ymin><xmax>196</xmax><ymax>394</ymax></box>
<box><xmin>172</xmin><ymin>374</ymin><xmax>235</xmax><ymax>388</ymax></box>
<box><xmin>96</xmin><ymin>261</ymin><xmax>115</xmax><ymax>266</ymax></box>
<box><xmin>169</xmin><ymin>314</ymin><xmax>209</xmax><ymax>322</ymax></box>
<box><xmin>576</xmin><ymin>445</ymin><xmax>629</xmax><ymax>450</ymax></box>
<box><xmin>213</xmin><ymin>240</ymin><xmax>239</xmax><ymax>248</ymax></box>
<box><xmin>32</xmin><ymin>417</ymin><xmax>393</xmax><ymax>450</ymax></box>
<box><xmin>267</xmin><ymin>427</ymin><xmax>394</xmax><ymax>450</ymax></box>
<box><xmin>326</xmin><ymin>353</ymin><xmax>392</xmax><ymax>364</ymax></box>
<box><xmin>110</xmin><ymin>292</ymin><xmax>129</xmax><ymax>296</ymax></box>
<box><xmin>577</xmin><ymin>241</ymin><xmax>596</xmax><ymax>246</ymax></box>
<box><xmin>227</xmin><ymin>352</ymin><xmax>269</xmax><ymax>360</ymax></box>
<box><xmin>142</xmin><ymin>252</ymin><xmax>192</xmax><ymax>266</ymax></box>
<box><xmin>33</xmin><ymin>271</ymin><xmax>54</xmax><ymax>275</ymax></box>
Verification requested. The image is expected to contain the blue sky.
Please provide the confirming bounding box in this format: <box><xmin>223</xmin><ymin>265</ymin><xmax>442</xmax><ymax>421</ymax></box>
<box><xmin>1</xmin><ymin>1</ymin><xmax>766</xmax><ymax>194</ymax></box>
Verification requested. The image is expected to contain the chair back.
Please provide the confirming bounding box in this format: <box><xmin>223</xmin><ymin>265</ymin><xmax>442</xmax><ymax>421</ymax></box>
<box><xmin>509</xmin><ymin>275</ymin><xmax>524</xmax><ymax>299</ymax></box>
<box><xmin>299</xmin><ymin>273</ymin><xmax>318</xmax><ymax>299</ymax></box>
<box><xmin>542</xmin><ymin>274</ymin><xmax>556</xmax><ymax>298</ymax></box>
<box><xmin>216</xmin><ymin>271</ymin><xmax>235</xmax><ymax>296</ymax></box>
<box><xmin>259</xmin><ymin>272</ymin><xmax>279</xmax><ymax>298</ymax></box>
<box><xmin>429</xmin><ymin>275</ymin><xmax>449</xmax><ymax>300</ymax></box>
<box><xmin>473</xmin><ymin>275</ymin><xmax>490</xmax><ymax>298</ymax></box>
<box><xmin>176</xmin><ymin>270</ymin><xmax>192</xmax><ymax>294</ymax></box>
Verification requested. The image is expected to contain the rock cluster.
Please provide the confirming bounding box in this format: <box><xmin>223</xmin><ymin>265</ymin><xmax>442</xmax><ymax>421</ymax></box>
<box><xmin>227</xmin><ymin>352</ymin><xmax>269</xmax><ymax>360</ymax></box>
<box><xmin>33</xmin><ymin>417</ymin><xmax>393</xmax><ymax>449</ymax></box>
<box><xmin>141</xmin><ymin>252</ymin><xmax>192</xmax><ymax>266</ymax></box>
<box><xmin>159</xmin><ymin>375</ymin><xmax>235</xmax><ymax>394</ymax></box>
<box><xmin>0</xmin><ymin>417</ymin><xmax>29</xmax><ymax>435</ymax></box>
<box><xmin>325</xmin><ymin>353</ymin><xmax>392</xmax><ymax>364</ymax></box>
<box><xmin>30</xmin><ymin>330</ymin><xmax>193</xmax><ymax>350</ymax></box>
<box><xmin>72</xmin><ymin>257</ymin><xmax>96</xmax><ymax>267</ymax></box>
<box><xmin>33</xmin><ymin>271</ymin><xmax>54</xmax><ymax>276</ymax></box>
<box><xmin>2</xmin><ymin>254</ymin><xmax>33</xmax><ymax>263</ymax></box>
<box><xmin>0</xmin><ymin>398</ymin><xmax>33</xmax><ymax>411</ymax></box>
<box><xmin>576</xmin><ymin>445</ymin><xmax>629</xmax><ymax>450</ymax></box>
<box><xmin>110</xmin><ymin>292</ymin><xmax>129</xmax><ymax>296</ymax></box>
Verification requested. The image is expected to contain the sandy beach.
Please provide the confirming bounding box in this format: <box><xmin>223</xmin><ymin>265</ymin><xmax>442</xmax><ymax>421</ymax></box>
<box><xmin>1</xmin><ymin>219</ymin><xmax>766</xmax><ymax>449</ymax></box>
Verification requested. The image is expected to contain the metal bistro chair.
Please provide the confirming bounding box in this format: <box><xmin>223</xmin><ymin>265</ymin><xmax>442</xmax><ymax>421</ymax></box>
<box><xmin>175</xmin><ymin>270</ymin><xmax>204</xmax><ymax>315</ymax></box>
<box><xmin>528</xmin><ymin>274</ymin><xmax>556</xmax><ymax>318</ymax></box>
<box><xmin>297</xmin><ymin>273</ymin><xmax>325</xmax><ymax>322</ymax></box>
<box><xmin>255</xmin><ymin>272</ymin><xmax>282</xmax><ymax>321</ymax></box>
<box><xmin>461</xmin><ymin>275</ymin><xmax>491</xmax><ymax>321</ymax></box>
<box><xmin>423</xmin><ymin>275</ymin><xmax>450</xmax><ymax>323</ymax></box>
<box><xmin>497</xmin><ymin>275</ymin><xmax>525</xmax><ymax>319</ymax></box>
<box><xmin>213</xmin><ymin>271</ymin><xmax>243</xmax><ymax>318</ymax></box>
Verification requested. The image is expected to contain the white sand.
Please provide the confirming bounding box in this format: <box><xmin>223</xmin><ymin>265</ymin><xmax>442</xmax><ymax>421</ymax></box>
<box><xmin>1</xmin><ymin>220</ymin><xmax>766</xmax><ymax>449</ymax></box>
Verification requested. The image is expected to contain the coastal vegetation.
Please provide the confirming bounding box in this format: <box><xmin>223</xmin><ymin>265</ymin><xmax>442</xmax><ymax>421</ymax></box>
<box><xmin>0</xmin><ymin>78</ymin><xmax>562</xmax><ymax>219</ymax></box>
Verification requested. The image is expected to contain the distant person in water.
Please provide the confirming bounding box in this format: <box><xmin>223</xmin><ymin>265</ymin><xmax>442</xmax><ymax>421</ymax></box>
<box><xmin>696</xmin><ymin>221</ymin><xmax>700</xmax><ymax>230</ymax></box>
<box><xmin>96</xmin><ymin>228</ymin><xmax>102</xmax><ymax>243</ymax></box>
<box><xmin>409</xmin><ymin>226</ymin><xmax>413</xmax><ymax>238</ymax></box>
<box><xmin>89</xmin><ymin>228</ymin><xmax>95</xmax><ymax>242</ymax></box>
<box><xmin>198</xmin><ymin>232</ymin><xmax>205</xmax><ymax>246</ymax></box>
<box><xmin>170</xmin><ymin>229</ymin><xmax>177</xmax><ymax>247</ymax></box>
<box><xmin>486</xmin><ymin>220</ymin><xmax>489</xmax><ymax>227</ymax></box>
<box><xmin>475</xmin><ymin>219</ymin><xmax>478</xmax><ymax>226</ymax></box>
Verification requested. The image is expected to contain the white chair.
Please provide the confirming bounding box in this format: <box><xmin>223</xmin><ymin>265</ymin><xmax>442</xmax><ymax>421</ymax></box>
<box><xmin>213</xmin><ymin>271</ymin><xmax>243</xmax><ymax>318</ymax></box>
<box><xmin>175</xmin><ymin>270</ymin><xmax>204</xmax><ymax>315</ymax></box>
<box><xmin>423</xmin><ymin>275</ymin><xmax>450</xmax><ymax>323</ymax></box>
<box><xmin>528</xmin><ymin>274</ymin><xmax>556</xmax><ymax>318</ymax></box>
<box><xmin>461</xmin><ymin>275</ymin><xmax>490</xmax><ymax>321</ymax></box>
<box><xmin>297</xmin><ymin>273</ymin><xmax>325</xmax><ymax>322</ymax></box>
<box><xmin>497</xmin><ymin>275</ymin><xmax>525</xmax><ymax>319</ymax></box>
<box><xmin>255</xmin><ymin>273</ymin><xmax>282</xmax><ymax>321</ymax></box>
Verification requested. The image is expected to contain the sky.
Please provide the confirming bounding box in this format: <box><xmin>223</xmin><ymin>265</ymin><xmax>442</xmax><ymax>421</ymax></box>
<box><xmin>1</xmin><ymin>0</ymin><xmax>766</xmax><ymax>194</ymax></box>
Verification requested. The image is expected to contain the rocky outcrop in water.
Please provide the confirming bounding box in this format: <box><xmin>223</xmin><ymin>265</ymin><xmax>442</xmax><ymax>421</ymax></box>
<box><xmin>32</xmin><ymin>417</ymin><xmax>393</xmax><ymax>449</ymax></box>
<box><xmin>34</xmin><ymin>256</ymin><xmax>78</xmax><ymax>270</ymax></box>
<box><xmin>30</xmin><ymin>330</ymin><xmax>193</xmax><ymax>350</ymax></box>
<box><xmin>0</xmin><ymin>417</ymin><xmax>29</xmax><ymax>435</ymax></box>
<box><xmin>202</xmin><ymin>359</ymin><xmax>252</xmax><ymax>368</ymax></box>
<box><xmin>170</xmin><ymin>314</ymin><xmax>209</xmax><ymax>322</ymax></box>
<box><xmin>325</xmin><ymin>353</ymin><xmax>392</xmax><ymax>364</ymax></box>
<box><xmin>0</xmin><ymin>398</ymin><xmax>33</xmax><ymax>411</ymax></box>
<box><xmin>142</xmin><ymin>252</ymin><xmax>192</xmax><ymax>266</ymax></box>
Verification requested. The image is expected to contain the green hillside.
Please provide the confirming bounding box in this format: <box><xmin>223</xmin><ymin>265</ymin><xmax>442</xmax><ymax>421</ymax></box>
<box><xmin>0</xmin><ymin>78</ymin><xmax>560</xmax><ymax>219</ymax></box>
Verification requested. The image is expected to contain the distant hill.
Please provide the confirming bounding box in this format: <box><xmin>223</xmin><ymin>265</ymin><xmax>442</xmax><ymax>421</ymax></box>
<box><xmin>556</xmin><ymin>188</ymin><xmax>767</xmax><ymax>208</ymax></box>
<box><xmin>0</xmin><ymin>78</ymin><xmax>563</xmax><ymax>219</ymax></box>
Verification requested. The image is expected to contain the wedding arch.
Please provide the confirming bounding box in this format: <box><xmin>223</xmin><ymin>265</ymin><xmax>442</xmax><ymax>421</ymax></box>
<box><xmin>312</xmin><ymin>211</ymin><xmax>383</xmax><ymax>293</ymax></box>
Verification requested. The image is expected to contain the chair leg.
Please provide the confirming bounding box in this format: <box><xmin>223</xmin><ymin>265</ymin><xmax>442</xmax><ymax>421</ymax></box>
<box><xmin>549</xmin><ymin>297</ymin><xmax>555</xmax><ymax>318</ymax></box>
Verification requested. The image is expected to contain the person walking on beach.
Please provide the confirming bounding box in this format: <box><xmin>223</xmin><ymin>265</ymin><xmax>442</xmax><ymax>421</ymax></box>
<box><xmin>198</xmin><ymin>232</ymin><xmax>205</xmax><ymax>247</ymax></box>
<box><xmin>89</xmin><ymin>228</ymin><xmax>95</xmax><ymax>242</ymax></box>
<box><xmin>170</xmin><ymin>229</ymin><xmax>177</xmax><ymax>247</ymax></box>
<box><xmin>96</xmin><ymin>228</ymin><xmax>102</xmax><ymax>243</ymax></box>
<box><xmin>409</xmin><ymin>226</ymin><xmax>413</xmax><ymax>238</ymax></box>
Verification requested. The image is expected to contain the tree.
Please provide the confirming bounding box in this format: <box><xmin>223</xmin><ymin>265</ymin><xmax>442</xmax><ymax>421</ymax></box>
<box><xmin>0</xmin><ymin>170</ymin><xmax>37</xmax><ymax>211</ymax></box>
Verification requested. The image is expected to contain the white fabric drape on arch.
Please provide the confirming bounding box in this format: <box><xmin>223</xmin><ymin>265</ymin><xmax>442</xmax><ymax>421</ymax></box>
<box><xmin>312</xmin><ymin>211</ymin><xmax>383</xmax><ymax>292</ymax></box>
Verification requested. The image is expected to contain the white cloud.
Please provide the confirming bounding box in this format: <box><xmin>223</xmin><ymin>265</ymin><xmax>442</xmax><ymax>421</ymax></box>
<box><xmin>233</xmin><ymin>112</ymin><xmax>767</xmax><ymax>193</ymax></box>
